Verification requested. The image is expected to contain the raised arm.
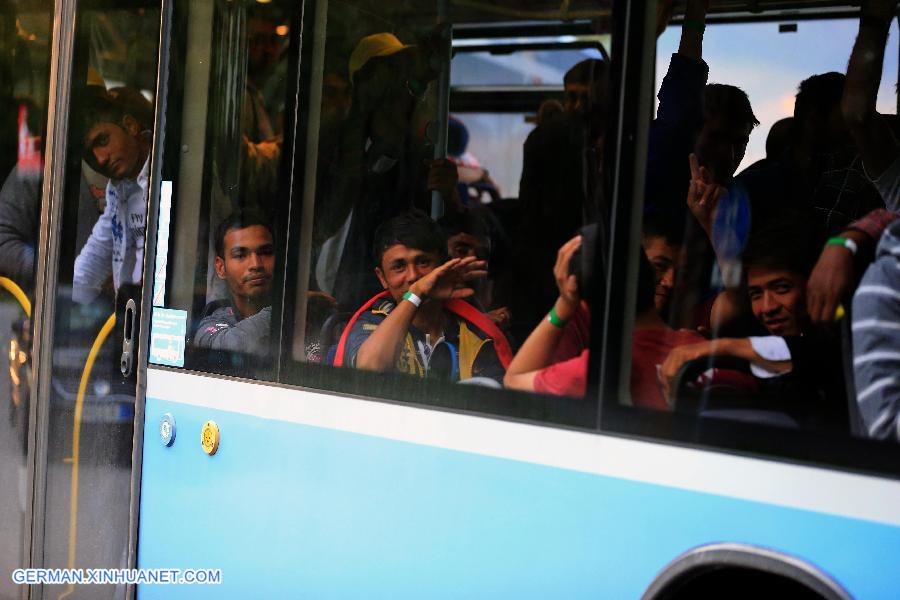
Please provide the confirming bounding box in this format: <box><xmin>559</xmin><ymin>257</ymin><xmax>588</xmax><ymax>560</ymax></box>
<box><xmin>355</xmin><ymin>256</ymin><xmax>486</xmax><ymax>372</ymax></box>
<box><xmin>677</xmin><ymin>0</ymin><xmax>710</xmax><ymax>61</ymax></box>
<box><xmin>660</xmin><ymin>337</ymin><xmax>792</xmax><ymax>399</ymax></box>
<box><xmin>842</xmin><ymin>0</ymin><xmax>899</xmax><ymax>179</ymax></box>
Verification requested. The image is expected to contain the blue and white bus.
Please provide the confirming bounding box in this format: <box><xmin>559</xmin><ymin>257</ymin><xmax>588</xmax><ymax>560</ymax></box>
<box><xmin>3</xmin><ymin>0</ymin><xmax>900</xmax><ymax>598</ymax></box>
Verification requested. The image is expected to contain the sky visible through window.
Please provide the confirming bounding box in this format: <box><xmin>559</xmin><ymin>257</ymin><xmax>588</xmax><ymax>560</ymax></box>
<box><xmin>657</xmin><ymin>18</ymin><xmax>900</xmax><ymax>173</ymax></box>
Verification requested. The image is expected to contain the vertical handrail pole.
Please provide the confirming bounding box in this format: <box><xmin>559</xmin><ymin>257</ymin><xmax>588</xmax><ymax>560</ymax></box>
<box><xmin>430</xmin><ymin>0</ymin><xmax>451</xmax><ymax>220</ymax></box>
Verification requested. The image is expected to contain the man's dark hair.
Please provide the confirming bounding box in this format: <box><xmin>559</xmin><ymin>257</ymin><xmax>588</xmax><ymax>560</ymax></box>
<box><xmin>765</xmin><ymin>117</ymin><xmax>795</xmax><ymax>159</ymax></box>
<box><xmin>704</xmin><ymin>83</ymin><xmax>759</xmax><ymax>129</ymax></box>
<box><xmin>372</xmin><ymin>210</ymin><xmax>447</xmax><ymax>268</ymax></box>
<box><xmin>76</xmin><ymin>86</ymin><xmax>123</xmax><ymax>143</ymax></box>
<box><xmin>642</xmin><ymin>212</ymin><xmax>684</xmax><ymax>247</ymax></box>
<box><xmin>563</xmin><ymin>58</ymin><xmax>607</xmax><ymax>87</ymax></box>
<box><xmin>78</xmin><ymin>85</ymin><xmax>154</xmax><ymax>170</ymax></box>
<box><xmin>741</xmin><ymin>218</ymin><xmax>817</xmax><ymax>279</ymax></box>
<box><xmin>794</xmin><ymin>72</ymin><xmax>845</xmax><ymax>122</ymax></box>
<box><xmin>78</xmin><ymin>85</ymin><xmax>153</xmax><ymax>139</ymax></box>
<box><xmin>215</xmin><ymin>209</ymin><xmax>275</xmax><ymax>258</ymax></box>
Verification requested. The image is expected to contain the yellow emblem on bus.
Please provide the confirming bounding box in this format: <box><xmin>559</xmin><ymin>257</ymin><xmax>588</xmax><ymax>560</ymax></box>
<box><xmin>200</xmin><ymin>420</ymin><xmax>220</xmax><ymax>456</ymax></box>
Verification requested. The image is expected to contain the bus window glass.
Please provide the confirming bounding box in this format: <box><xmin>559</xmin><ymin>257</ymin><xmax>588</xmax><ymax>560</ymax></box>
<box><xmin>271</xmin><ymin>1</ymin><xmax>612</xmax><ymax>426</ymax></box>
<box><xmin>0</xmin><ymin>1</ymin><xmax>52</xmax><ymax>592</ymax></box>
<box><xmin>39</xmin><ymin>0</ymin><xmax>161</xmax><ymax>590</ymax></box>
<box><xmin>656</xmin><ymin>17</ymin><xmax>900</xmax><ymax>174</ymax></box>
<box><xmin>628</xmin><ymin>3</ymin><xmax>900</xmax><ymax>442</ymax></box>
<box><xmin>451</xmin><ymin>47</ymin><xmax>608</xmax><ymax>87</ymax></box>
<box><xmin>148</xmin><ymin>0</ymin><xmax>296</xmax><ymax>380</ymax></box>
<box><xmin>450</xmin><ymin>45</ymin><xmax>606</xmax><ymax>199</ymax></box>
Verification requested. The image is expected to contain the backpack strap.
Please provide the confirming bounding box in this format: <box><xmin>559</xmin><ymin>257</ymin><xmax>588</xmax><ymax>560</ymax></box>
<box><xmin>445</xmin><ymin>299</ymin><xmax>513</xmax><ymax>369</ymax></box>
<box><xmin>334</xmin><ymin>292</ymin><xmax>513</xmax><ymax>371</ymax></box>
<box><xmin>333</xmin><ymin>291</ymin><xmax>391</xmax><ymax>367</ymax></box>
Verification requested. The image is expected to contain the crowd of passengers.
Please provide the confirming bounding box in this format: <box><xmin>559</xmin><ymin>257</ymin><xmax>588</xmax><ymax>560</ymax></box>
<box><xmin>3</xmin><ymin>1</ymin><xmax>900</xmax><ymax>441</ymax></box>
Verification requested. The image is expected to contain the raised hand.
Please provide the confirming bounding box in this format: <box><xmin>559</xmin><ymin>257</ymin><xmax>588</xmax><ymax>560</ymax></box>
<box><xmin>806</xmin><ymin>240</ymin><xmax>856</xmax><ymax>326</ymax></box>
<box><xmin>553</xmin><ymin>235</ymin><xmax>582</xmax><ymax>321</ymax></box>
<box><xmin>410</xmin><ymin>256</ymin><xmax>488</xmax><ymax>302</ymax></box>
<box><xmin>687</xmin><ymin>152</ymin><xmax>723</xmax><ymax>237</ymax></box>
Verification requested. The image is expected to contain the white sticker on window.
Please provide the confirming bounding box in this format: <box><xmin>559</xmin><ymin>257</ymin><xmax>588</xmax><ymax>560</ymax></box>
<box><xmin>149</xmin><ymin>307</ymin><xmax>187</xmax><ymax>367</ymax></box>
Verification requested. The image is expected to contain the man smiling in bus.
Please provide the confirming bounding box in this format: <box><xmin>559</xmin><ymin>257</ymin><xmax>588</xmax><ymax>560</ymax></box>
<box><xmin>335</xmin><ymin>211</ymin><xmax>511</xmax><ymax>383</ymax></box>
<box><xmin>661</xmin><ymin>223</ymin><xmax>850</xmax><ymax>432</ymax></box>
<box><xmin>193</xmin><ymin>211</ymin><xmax>275</xmax><ymax>355</ymax></box>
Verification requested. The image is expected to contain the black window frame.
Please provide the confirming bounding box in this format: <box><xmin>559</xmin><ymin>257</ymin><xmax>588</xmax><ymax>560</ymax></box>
<box><xmin>597</xmin><ymin>3</ymin><xmax>900</xmax><ymax>481</ymax></box>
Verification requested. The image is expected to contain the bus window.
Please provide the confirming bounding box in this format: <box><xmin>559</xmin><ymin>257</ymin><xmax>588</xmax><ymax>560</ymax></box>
<box><xmin>265</xmin><ymin>2</ymin><xmax>613</xmax><ymax>427</ymax></box>
<box><xmin>451</xmin><ymin>42</ymin><xmax>608</xmax><ymax>198</ymax></box>
<box><xmin>148</xmin><ymin>0</ymin><xmax>297</xmax><ymax>380</ymax></box>
<box><xmin>38</xmin><ymin>0</ymin><xmax>162</xmax><ymax>590</ymax></box>
<box><xmin>0</xmin><ymin>1</ymin><xmax>52</xmax><ymax>593</ymax></box>
<box><xmin>621</xmin><ymin>2</ymin><xmax>900</xmax><ymax>444</ymax></box>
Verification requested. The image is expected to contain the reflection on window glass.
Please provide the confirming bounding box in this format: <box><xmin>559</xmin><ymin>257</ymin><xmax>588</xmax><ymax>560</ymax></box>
<box><xmin>280</xmin><ymin>2</ymin><xmax>612</xmax><ymax>408</ymax></box>
<box><xmin>451</xmin><ymin>47</ymin><xmax>606</xmax><ymax>87</ymax></box>
<box><xmin>151</xmin><ymin>0</ymin><xmax>615</xmax><ymax>421</ymax></box>
<box><xmin>640</xmin><ymin>4</ymin><xmax>900</xmax><ymax>441</ymax></box>
<box><xmin>40</xmin><ymin>2</ymin><xmax>161</xmax><ymax>593</ymax></box>
<box><xmin>143</xmin><ymin>0</ymin><xmax>293</xmax><ymax>379</ymax></box>
<box><xmin>0</xmin><ymin>3</ymin><xmax>52</xmax><ymax>595</ymax></box>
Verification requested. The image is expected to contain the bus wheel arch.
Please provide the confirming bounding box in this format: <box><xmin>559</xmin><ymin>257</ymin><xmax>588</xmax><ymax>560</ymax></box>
<box><xmin>641</xmin><ymin>543</ymin><xmax>852</xmax><ymax>600</ymax></box>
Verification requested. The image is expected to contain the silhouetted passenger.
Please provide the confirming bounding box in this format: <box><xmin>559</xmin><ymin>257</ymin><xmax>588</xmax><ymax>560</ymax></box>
<box><xmin>739</xmin><ymin>72</ymin><xmax>884</xmax><ymax>242</ymax></box>
<box><xmin>645</xmin><ymin>0</ymin><xmax>759</xmax><ymax>227</ymax></box>
<box><xmin>842</xmin><ymin>0</ymin><xmax>900</xmax><ymax>210</ymax></box>
<box><xmin>512</xmin><ymin>56</ymin><xmax>609</xmax><ymax>341</ymax></box>
<box><xmin>314</xmin><ymin>32</ymin><xmax>453</xmax><ymax>311</ymax></box>
<box><xmin>765</xmin><ymin>117</ymin><xmax>794</xmax><ymax>161</ymax></box>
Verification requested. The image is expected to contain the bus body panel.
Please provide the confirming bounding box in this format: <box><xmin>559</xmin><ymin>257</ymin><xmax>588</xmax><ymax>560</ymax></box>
<box><xmin>137</xmin><ymin>370</ymin><xmax>900</xmax><ymax>598</ymax></box>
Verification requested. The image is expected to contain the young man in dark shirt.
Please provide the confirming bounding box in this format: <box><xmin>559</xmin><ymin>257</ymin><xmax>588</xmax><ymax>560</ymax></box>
<box><xmin>336</xmin><ymin>211</ymin><xmax>510</xmax><ymax>383</ymax></box>
<box><xmin>661</xmin><ymin>225</ymin><xmax>850</xmax><ymax>432</ymax></box>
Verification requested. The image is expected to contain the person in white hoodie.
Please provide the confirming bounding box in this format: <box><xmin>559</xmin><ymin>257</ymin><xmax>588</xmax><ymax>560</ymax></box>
<box><xmin>73</xmin><ymin>86</ymin><xmax>153</xmax><ymax>305</ymax></box>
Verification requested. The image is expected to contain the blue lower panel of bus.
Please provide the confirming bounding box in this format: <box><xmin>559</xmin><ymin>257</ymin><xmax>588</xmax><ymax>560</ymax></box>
<box><xmin>138</xmin><ymin>397</ymin><xmax>899</xmax><ymax>598</ymax></box>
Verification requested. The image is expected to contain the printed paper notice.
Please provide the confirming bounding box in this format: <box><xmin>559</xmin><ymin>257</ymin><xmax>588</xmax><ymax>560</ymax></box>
<box><xmin>149</xmin><ymin>308</ymin><xmax>187</xmax><ymax>367</ymax></box>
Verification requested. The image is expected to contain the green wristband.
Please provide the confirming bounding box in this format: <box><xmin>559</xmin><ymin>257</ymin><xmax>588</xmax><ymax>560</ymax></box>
<box><xmin>682</xmin><ymin>18</ymin><xmax>706</xmax><ymax>33</ymax></box>
<box><xmin>826</xmin><ymin>236</ymin><xmax>858</xmax><ymax>256</ymax></box>
<box><xmin>548</xmin><ymin>306</ymin><xmax>569</xmax><ymax>328</ymax></box>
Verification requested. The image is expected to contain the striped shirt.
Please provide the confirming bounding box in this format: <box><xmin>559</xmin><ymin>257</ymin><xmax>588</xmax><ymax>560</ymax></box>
<box><xmin>852</xmin><ymin>219</ymin><xmax>900</xmax><ymax>440</ymax></box>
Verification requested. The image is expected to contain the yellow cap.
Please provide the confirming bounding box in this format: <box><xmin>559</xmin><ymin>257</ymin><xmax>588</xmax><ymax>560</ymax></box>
<box><xmin>348</xmin><ymin>32</ymin><xmax>412</xmax><ymax>82</ymax></box>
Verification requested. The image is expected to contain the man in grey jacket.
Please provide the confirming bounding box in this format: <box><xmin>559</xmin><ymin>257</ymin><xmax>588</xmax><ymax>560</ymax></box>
<box><xmin>192</xmin><ymin>211</ymin><xmax>274</xmax><ymax>355</ymax></box>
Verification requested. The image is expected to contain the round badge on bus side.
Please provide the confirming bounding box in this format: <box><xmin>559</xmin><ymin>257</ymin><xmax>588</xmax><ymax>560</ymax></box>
<box><xmin>200</xmin><ymin>420</ymin><xmax>220</xmax><ymax>456</ymax></box>
<box><xmin>159</xmin><ymin>413</ymin><xmax>176</xmax><ymax>447</ymax></box>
